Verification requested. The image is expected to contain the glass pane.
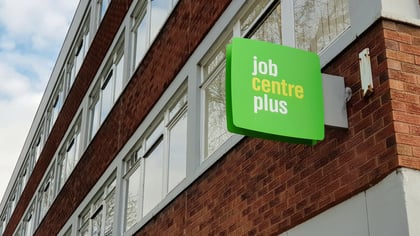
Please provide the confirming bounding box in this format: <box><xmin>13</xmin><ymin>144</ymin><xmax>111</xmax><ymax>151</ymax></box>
<box><xmin>134</xmin><ymin>13</ymin><xmax>148</xmax><ymax>66</ymax></box>
<box><xmin>169</xmin><ymin>93</ymin><xmax>187</xmax><ymax>121</ymax></box>
<box><xmin>251</xmin><ymin>3</ymin><xmax>282</xmax><ymax>44</ymax></box>
<box><xmin>63</xmin><ymin>227</ymin><xmax>72</xmax><ymax>236</ymax></box>
<box><xmin>25</xmin><ymin>216</ymin><xmax>33</xmax><ymax>236</ymax></box>
<box><xmin>92</xmin><ymin>210</ymin><xmax>102</xmax><ymax>236</ymax></box>
<box><xmin>143</xmin><ymin>141</ymin><xmax>164</xmax><ymax>216</ymax></box>
<box><xmin>90</xmin><ymin>96</ymin><xmax>101</xmax><ymax>139</ymax></box>
<box><xmin>168</xmin><ymin>111</ymin><xmax>187</xmax><ymax>191</ymax></box>
<box><xmin>294</xmin><ymin>0</ymin><xmax>350</xmax><ymax>53</ymax></box>
<box><xmin>101</xmin><ymin>73</ymin><xmax>114</xmax><ymax>123</ymax></box>
<box><xmin>125</xmin><ymin>166</ymin><xmax>141</xmax><ymax>230</ymax></box>
<box><xmin>150</xmin><ymin>0</ymin><xmax>171</xmax><ymax>41</ymax></box>
<box><xmin>115</xmin><ymin>54</ymin><xmax>124</xmax><ymax>102</ymax></box>
<box><xmin>74</xmin><ymin>130</ymin><xmax>81</xmax><ymax>162</ymax></box>
<box><xmin>104</xmin><ymin>189</ymin><xmax>115</xmax><ymax>236</ymax></box>
<box><xmin>69</xmin><ymin>63</ymin><xmax>76</xmax><ymax>87</ymax></box>
<box><xmin>204</xmin><ymin>66</ymin><xmax>231</xmax><ymax>157</ymax></box>
<box><xmin>75</xmin><ymin>41</ymin><xmax>84</xmax><ymax>74</ymax></box>
<box><xmin>80</xmin><ymin>226</ymin><xmax>89</xmax><ymax>236</ymax></box>
<box><xmin>205</xmin><ymin>45</ymin><xmax>227</xmax><ymax>80</ymax></box>
<box><xmin>145</xmin><ymin>121</ymin><xmax>163</xmax><ymax>151</ymax></box>
<box><xmin>58</xmin><ymin>156</ymin><xmax>66</xmax><ymax>189</ymax></box>
<box><xmin>240</xmin><ymin>0</ymin><xmax>271</xmax><ymax>36</ymax></box>
<box><xmin>66</xmin><ymin>140</ymin><xmax>76</xmax><ymax>176</ymax></box>
<box><xmin>100</xmin><ymin>0</ymin><xmax>109</xmax><ymax>20</ymax></box>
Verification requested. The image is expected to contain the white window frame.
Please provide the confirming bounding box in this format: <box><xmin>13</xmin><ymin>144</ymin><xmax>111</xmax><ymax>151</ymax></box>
<box><xmin>77</xmin><ymin>174</ymin><xmax>116</xmax><ymax>236</ymax></box>
<box><xmin>58</xmin><ymin>118</ymin><xmax>82</xmax><ymax>190</ymax></box>
<box><xmin>122</xmin><ymin>87</ymin><xmax>187</xmax><ymax>232</ymax></box>
<box><xmin>88</xmin><ymin>39</ymin><xmax>125</xmax><ymax>141</ymax></box>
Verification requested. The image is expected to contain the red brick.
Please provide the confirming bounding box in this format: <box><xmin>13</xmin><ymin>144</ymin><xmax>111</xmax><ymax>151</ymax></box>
<box><xmin>387</xmin><ymin>59</ymin><xmax>402</xmax><ymax>70</ymax></box>
<box><xmin>386</xmin><ymin>49</ymin><xmax>414</xmax><ymax>63</ymax></box>
<box><xmin>396</xmin><ymin>133</ymin><xmax>420</xmax><ymax>146</ymax></box>
<box><xmin>384</xmin><ymin>29</ymin><xmax>413</xmax><ymax>44</ymax></box>
<box><xmin>389</xmin><ymin>79</ymin><xmax>405</xmax><ymax>90</ymax></box>
<box><xmin>388</xmin><ymin>69</ymin><xmax>418</xmax><ymax>83</ymax></box>
<box><xmin>414</xmin><ymin>147</ymin><xmax>420</xmax><ymax>157</ymax></box>
<box><xmin>397</xmin><ymin>144</ymin><xmax>413</xmax><ymax>156</ymax></box>
<box><xmin>394</xmin><ymin>121</ymin><xmax>410</xmax><ymax>134</ymax></box>
<box><xmin>393</xmin><ymin>110</ymin><xmax>420</xmax><ymax>125</ymax></box>
<box><xmin>385</xmin><ymin>39</ymin><xmax>400</xmax><ymax>51</ymax></box>
<box><xmin>411</xmin><ymin>126</ymin><xmax>420</xmax><ymax>136</ymax></box>
<box><xmin>400</xmin><ymin>43</ymin><xmax>420</xmax><ymax>55</ymax></box>
<box><xmin>382</xmin><ymin>20</ymin><xmax>397</xmax><ymax>30</ymax></box>
<box><xmin>390</xmin><ymin>90</ymin><xmax>420</xmax><ymax>104</ymax></box>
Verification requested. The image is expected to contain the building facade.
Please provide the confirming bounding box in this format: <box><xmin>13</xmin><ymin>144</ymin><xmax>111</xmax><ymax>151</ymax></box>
<box><xmin>1</xmin><ymin>0</ymin><xmax>420</xmax><ymax>235</ymax></box>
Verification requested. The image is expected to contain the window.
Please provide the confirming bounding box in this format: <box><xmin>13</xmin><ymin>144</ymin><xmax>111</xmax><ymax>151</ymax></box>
<box><xmin>58</xmin><ymin>121</ymin><xmax>81</xmax><ymax>189</ymax></box>
<box><xmin>66</xmin><ymin>15</ymin><xmax>90</xmax><ymax>93</ymax></box>
<box><xmin>24</xmin><ymin>205</ymin><xmax>34</xmax><ymax>236</ymax></box>
<box><xmin>63</xmin><ymin>227</ymin><xmax>72</xmax><ymax>236</ymax></box>
<box><xmin>250</xmin><ymin>2</ymin><xmax>282</xmax><ymax>43</ymax></box>
<box><xmin>33</xmin><ymin>125</ymin><xmax>45</xmax><ymax>162</ymax></box>
<box><xmin>89</xmin><ymin>43</ymin><xmax>125</xmax><ymax>140</ymax></box>
<box><xmin>130</xmin><ymin>0</ymin><xmax>178</xmax><ymax>71</ymax></box>
<box><xmin>167</xmin><ymin>95</ymin><xmax>188</xmax><ymax>191</ymax></box>
<box><xmin>99</xmin><ymin>0</ymin><xmax>110</xmax><ymax>21</ymax></box>
<box><xmin>202</xmin><ymin>38</ymin><xmax>232</xmax><ymax>158</ymax></box>
<box><xmin>9</xmin><ymin>192</ymin><xmax>16</xmax><ymax>217</ymax></box>
<box><xmin>0</xmin><ymin>214</ymin><xmax>6</xmax><ymax>234</ymax></box>
<box><xmin>78</xmin><ymin>177</ymin><xmax>116</xmax><ymax>236</ymax></box>
<box><xmin>201</xmin><ymin>1</ymin><xmax>282</xmax><ymax>159</ymax></box>
<box><xmin>124</xmin><ymin>152</ymin><xmax>142</xmax><ymax>230</ymax></box>
<box><xmin>38</xmin><ymin>167</ymin><xmax>55</xmax><ymax>221</ymax></box>
<box><xmin>132</xmin><ymin>3</ymin><xmax>148</xmax><ymax>67</ymax></box>
<box><xmin>49</xmin><ymin>80</ymin><xmax>64</xmax><ymax>132</ymax></box>
<box><xmin>89</xmin><ymin>86</ymin><xmax>101</xmax><ymax>140</ymax></box>
<box><xmin>150</xmin><ymin>0</ymin><xmax>171</xmax><ymax>41</ymax></box>
<box><xmin>294</xmin><ymin>0</ymin><xmax>350</xmax><ymax>53</ymax></box>
<box><xmin>123</xmin><ymin>90</ymin><xmax>187</xmax><ymax>231</ymax></box>
<box><xmin>20</xmin><ymin>159</ymin><xmax>31</xmax><ymax>190</ymax></box>
<box><xmin>142</xmin><ymin>121</ymin><xmax>164</xmax><ymax>216</ymax></box>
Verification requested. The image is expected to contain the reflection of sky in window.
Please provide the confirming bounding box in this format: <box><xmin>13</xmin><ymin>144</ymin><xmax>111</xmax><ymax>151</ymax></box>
<box><xmin>143</xmin><ymin>141</ymin><xmax>163</xmax><ymax>216</ymax></box>
<box><xmin>114</xmin><ymin>55</ymin><xmax>124</xmax><ymax>102</ymax></box>
<box><xmin>150</xmin><ymin>0</ymin><xmax>171</xmax><ymax>41</ymax></box>
<box><xmin>168</xmin><ymin>112</ymin><xmax>187</xmax><ymax>191</ymax></box>
<box><xmin>100</xmin><ymin>73</ymin><xmax>114</xmax><ymax>123</ymax></box>
<box><xmin>134</xmin><ymin>16</ymin><xmax>147</xmax><ymax>66</ymax></box>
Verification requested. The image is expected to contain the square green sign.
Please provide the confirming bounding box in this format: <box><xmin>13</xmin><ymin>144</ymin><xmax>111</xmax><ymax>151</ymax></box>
<box><xmin>226</xmin><ymin>38</ymin><xmax>324</xmax><ymax>145</ymax></box>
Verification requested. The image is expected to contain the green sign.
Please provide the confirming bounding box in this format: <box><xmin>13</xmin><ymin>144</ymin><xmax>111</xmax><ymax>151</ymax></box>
<box><xmin>226</xmin><ymin>38</ymin><xmax>324</xmax><ymax>145</ymax></box>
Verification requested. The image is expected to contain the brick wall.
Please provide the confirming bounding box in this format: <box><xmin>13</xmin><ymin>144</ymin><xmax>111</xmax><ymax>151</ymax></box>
<box><xmin>382</xmin><ymin>20</ymin><xmax>420</xmax><ymax>168</ymax></box>
<box><xmin>32</xmin><ymin>0</ymin><xmax>232</xmax><ymax>235</ymax></box>
<box><xmin>6</xmin><ymin>0</ymin><xmax>420</xmax><ymax>235</ymax></box>
<box><xmin>133</xmin><ymin>20</ymin><xmax>408</xmax><ymax>235</ymax></box>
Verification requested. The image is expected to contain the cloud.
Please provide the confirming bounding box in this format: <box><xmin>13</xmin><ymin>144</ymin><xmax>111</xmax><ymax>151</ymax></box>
<box><xmin>0</xmin><ymin>0</ymin><xmax>78</xmax><ymax>198</ymax></box>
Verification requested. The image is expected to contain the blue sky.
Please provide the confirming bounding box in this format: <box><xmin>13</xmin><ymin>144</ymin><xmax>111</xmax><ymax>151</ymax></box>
<box><xmin>0</xmin><ymin>0</ymin><xmax>79</xmax><ymax>198</ymax></box>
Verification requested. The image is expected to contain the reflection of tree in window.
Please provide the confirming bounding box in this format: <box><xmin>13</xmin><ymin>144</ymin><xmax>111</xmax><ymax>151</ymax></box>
<box><xmin>104</xmin><ymin>181</ymin><xmax>116</xmax><ymax>236</ymax></box>
<box><xmin>204</xmin><ymin>65</ymin><xmax>231</xmax><ymax>157</ymax></box>
<box><xmin>125</xmin><ymin>153</ymin><xmax>141</xmax><ymax>230</ymax></box>
<box><xmin>240</xmin><ymin>0</ymin><xmax>272</xmax><ymax>36</ymax></box>
<box><xmin>294</xmin><ymin>0</ymin><xmax>350</xmax><ymax>52</ymax></box>
<box><xmin>250</xmin><ymin>2</ymin><xmax>282</xmax><ymax>44</ymax></box>
<box><xmin>91</xmin><ymin>204</ymin><xmax>103</xmax><ymax>236</ymax></box>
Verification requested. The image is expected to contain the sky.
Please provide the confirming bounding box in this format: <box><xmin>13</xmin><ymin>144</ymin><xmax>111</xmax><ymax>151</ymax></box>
<box><xmin>0</xmin><ymin>0</ymin><xmax>79</xmax><ymax>200</ymax></box>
